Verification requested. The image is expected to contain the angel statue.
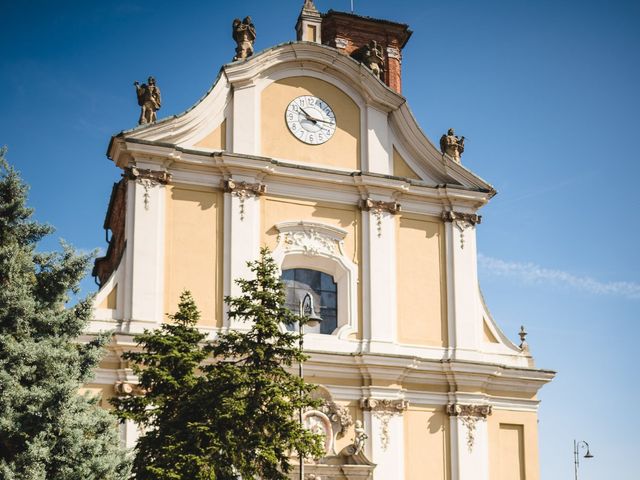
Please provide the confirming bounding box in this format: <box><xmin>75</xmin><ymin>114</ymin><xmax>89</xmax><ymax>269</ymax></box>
<box><xmin>439</xmin><ymin>128</ymin><xmax>465</xmax><ymax>163</ymax></box>
<box><xmin>232</xmin><ymin>16</ymin><xmax>256</xmax><ymax>61</ymax></box>
<box><xmin>134</xmin><ymin>76</ymin><xmax>161</xmax><ymax>125</ymax></box>
<box><xmin>352</xmin><ymin>420</ymin><xmax>368</xmax><ymax>455</ymax></box>
<box><xmin>363</xmin><ymin>40</ymin><xmax>385</xmax><ymax>80</ymax></box>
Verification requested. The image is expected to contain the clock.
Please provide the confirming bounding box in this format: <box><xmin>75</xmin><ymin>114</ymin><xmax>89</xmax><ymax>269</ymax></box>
<box><xmin>285</xmin><ymin>95</ymin><xmax>337</xmax><ymax>145</ymax></box>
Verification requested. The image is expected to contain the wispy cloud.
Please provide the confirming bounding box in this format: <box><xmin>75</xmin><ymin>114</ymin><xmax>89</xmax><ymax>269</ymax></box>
<box><xmin>478</xmin><ymin>254</ymin><xmax>640</xmax><ymax>300</ymax></box>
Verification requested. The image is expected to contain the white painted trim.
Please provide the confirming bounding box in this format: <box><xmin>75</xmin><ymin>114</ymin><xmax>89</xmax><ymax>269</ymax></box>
<box><xmin>272</xmin><ymin>220</ymin><xmax>359</xmax><ymax>339</ymax></box>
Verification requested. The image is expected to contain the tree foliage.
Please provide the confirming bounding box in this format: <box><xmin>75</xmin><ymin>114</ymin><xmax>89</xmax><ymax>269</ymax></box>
<box><xmin>0</xmin><ymin>147</ymin><xmax>130</xmax><ymax>479</ymax></box>
<box><xmin>114</xmin><ymin>249</ymin><xmax>324</xmax><ymax>479</ymax></box>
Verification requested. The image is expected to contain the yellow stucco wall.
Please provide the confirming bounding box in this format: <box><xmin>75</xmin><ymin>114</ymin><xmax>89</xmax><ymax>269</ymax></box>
<box><xmin>261</xmin><ymin>195</ymin><xmax>362</xmax><ymax>336</ymax></box>
<box><xmin>165</xmin><ymin>185</ymin><xmax>223</xmax><ymax>327</ymax></box>
<box><xmin>195</xmin><ymin>119</ymin><xmax>226</xmax><ymax>150</ymax></box>
<box><xmin>489</xmin><ymin>410</ymin><xmax>540</xmax><ymax>480</ymax></box>
<box><xmin>483</xmin><ymin>319</ymin><xmax>500</xmax><ymax>343</ymax></box>
<box><xmin>396</xmin><ymin>214</ymin><xmax>448</xmax><ymax>347</ymax></box>
<box><xmin>393</xmin><ymin>147</ymin><xmax>420</xmax><ymax>179</ymax></box>
<box><xmin>99</xmin><ymin>284</ymin><xmax>117</xmax><ymax>310</ymax></box>
<box><xmin>260</xmin><ymin>77</ymin><xmax>360</xmax><ymax>170</ymax></box>
<box><xmin>404</xmin><ymin>407</ymin><xmax>451</xmax><ymax>480</ymax></box>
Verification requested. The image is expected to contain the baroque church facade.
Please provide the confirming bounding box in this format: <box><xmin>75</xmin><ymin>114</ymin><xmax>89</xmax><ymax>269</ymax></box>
<box><xmin>89</xmin><ymin>3</ymin><xmax>554</xmax><ymax>479</ymax></box>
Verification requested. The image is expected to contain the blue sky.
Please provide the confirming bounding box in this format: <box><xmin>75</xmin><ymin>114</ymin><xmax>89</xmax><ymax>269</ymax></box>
<box><xmin>1</xmin><ymin>0</ymin><xmax>638</xmax><ymax>477</ymax></box>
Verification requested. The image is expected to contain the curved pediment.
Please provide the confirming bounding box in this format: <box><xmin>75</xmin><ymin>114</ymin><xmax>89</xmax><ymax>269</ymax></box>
<box><xmin>110</xmin><ymin>41</ymin><xmax>493</xmax><ymax>193</ymax></box>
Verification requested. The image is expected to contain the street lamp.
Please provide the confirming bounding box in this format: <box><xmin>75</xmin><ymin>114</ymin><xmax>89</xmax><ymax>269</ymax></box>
<box><xmin>298</xmin><ymin>292</ymin><xmax>322</xmax><ymax>480</ymax></box>
<box><xmin>573</xmin><ymin>439</ymin><xmax>594</xmax><ymax>480</ymax></box>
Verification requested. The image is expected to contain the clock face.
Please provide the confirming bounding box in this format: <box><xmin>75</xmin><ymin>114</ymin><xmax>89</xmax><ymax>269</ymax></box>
<box><xmin>285</xmin><ymin>95</ymin><xmax>337</xmax><ymax>145</ymax></box>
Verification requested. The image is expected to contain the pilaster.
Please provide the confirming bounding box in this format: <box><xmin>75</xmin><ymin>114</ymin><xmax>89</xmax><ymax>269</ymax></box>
<box><xmin>365</xmin><ymin>106</ymin><xmax>392</xmax><ymax>174</ymax></box>
<box><xmin>231</xmin><ymin>84</ymin><xmax>259</xmax><ymax>155</ymax></box>
<box><xmin>444</xmin><ymin>211</ymin><xmax>482</xmax><ymax>357</ymax></box>
<box><xmin>222</xmin><ymin>177</ymin><xmax>264</xmax><ymax>329</ymax></box>
<box><xmin>124</xmin><ymin>166</ymin><xmax>169</xmax><ymax>332</ymax></box>
<box><xmin>361</xmin><ymin>397</ymin><xmax>408</xmax><ymax>480</ymax></box>
<box><xmin>447</xmin><ymin>404</ymin><xmax>492</xmax><ymax>480</ymax></box>
<box><xmin>361</xmin><ymin>198</ymin><xmax>400</xmax><ymax>347</ymax></box>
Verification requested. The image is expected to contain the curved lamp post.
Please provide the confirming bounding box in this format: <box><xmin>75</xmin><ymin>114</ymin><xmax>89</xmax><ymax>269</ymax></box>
<box><xmin>298</xmin><ymin>292</ymin><xmax>322</xmax><ymax>480</ymax></box>
<box><xmin>573</xmin><ymin>439</ymin><xmax>594</xmax><ymax>480</ymax></box>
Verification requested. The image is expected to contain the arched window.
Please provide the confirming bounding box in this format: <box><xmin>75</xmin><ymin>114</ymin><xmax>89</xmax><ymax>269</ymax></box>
<box><xmin>282</xmin><ymin>268</ymin><xmax>337</xmax><ymax>335</ymax></box>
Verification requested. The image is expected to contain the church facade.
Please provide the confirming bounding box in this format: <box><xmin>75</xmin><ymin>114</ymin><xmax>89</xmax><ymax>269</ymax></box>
<box><xmin>89</xmin><ymin>3</ymin><xmax>554</xmax><ymax>479</ymax></box>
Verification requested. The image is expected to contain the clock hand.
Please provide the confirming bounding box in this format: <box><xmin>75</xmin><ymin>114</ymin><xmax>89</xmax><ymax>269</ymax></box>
<box><xmin>299</xmin><ymin>107</ymin><xmax>319</xmax><ymax>124</ymax></box>
<box><xmin>299</xmin><ymin>107</ymin><xmax>335</xmax><ymax>125</ymax></box>
<box><xmin>312</xmin><ymin>118</ymin><xmax>335</xmax><ymax>125</ymax></box>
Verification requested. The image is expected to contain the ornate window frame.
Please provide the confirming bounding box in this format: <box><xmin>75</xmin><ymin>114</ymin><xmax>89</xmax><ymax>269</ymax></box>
<box><xmin>272</xmin><ymin>221</ymin><xmax>358</xmax><ymax>339</ymax></box>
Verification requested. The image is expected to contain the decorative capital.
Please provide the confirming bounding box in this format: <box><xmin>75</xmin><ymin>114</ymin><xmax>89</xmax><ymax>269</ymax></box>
<box><xmin>223</xmin><ymin>179</ymin><xmax>266</xmax><ymax>196</ymax></box>
<box><xmin>114</xmin><ymin>381</ymin><xmax>146</xmax><ymax>396</ymax></box>
<box><xmin>125</xmin><ymin>167</ymin><xmax>171</xmax><ymax>211</ymax></box>
<box><xmin>443</xmin><ymin>211</ymin><xmax>481</xmax><ymax>249</ymax></box>
<box><xmin>446</xmin><ymin>403</ymin><xmax>492</xmax><ymax>418</ymax></box>
<box><xmin>447</xmin><ymin>404</ymin><xmax>492</xmax><ymax>452</ymax></box>
<box><xmin>223</xmin><ymin>180</ymin><xmax>265</xmax><ymax>221</ymax></box>
<box><xmin>360</xmin><ymin>198</ymin><xmax>401</xmax><ymax>238</ymax></box>
<box><xmin>361</xmin><ymin>398</ymin><xmax>408</xmax><ymax>452</ymax></box>
<box><xmin>360</xmin><ymin>397</ymin><xmax>408</xmax><ymax>413</ymax></box>
<box><xmin>442</xmin><ymin>211</ymin><xmax>481</xmax><ymax>226</ymax></box>
<box><xmin>360</xmin><ymin>198</ymin><xmax>401</xmax><ymax>215</ymax></box>
<box><xmin>125</xmin><ymin>167</ymin><xmax>171</xmax><ymax>185</ymax></box>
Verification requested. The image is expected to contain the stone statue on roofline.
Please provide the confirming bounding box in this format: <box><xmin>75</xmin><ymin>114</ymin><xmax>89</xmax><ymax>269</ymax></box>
<box><xmin>439</xmin><ymin>128</ymin><xmax>465</xmax><ymax>163</ymax></box>
<box><xmin>133</xmin><ymin>76</ymin><xmax>161</xmax><ymax>125</ymax></box>
<box><xmin>232</xmin><ymin>16</ymin><xmax>256</xmax><ymax>61</ymax></box>
<box><xmin>363</xmin><ymin>40</ymin><xmax>385</xmax><ymax>80</ymax></box>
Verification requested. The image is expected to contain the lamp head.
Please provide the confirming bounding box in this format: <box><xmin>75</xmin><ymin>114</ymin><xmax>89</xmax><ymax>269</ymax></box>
<box><xmin>300</xmin><ymin>292</ymin><xmax>323</xmax><ymax>328</ymax></box>
<box><xmin>584</xmin><ymin>449</ymin><xmax>594</xmax><ymax>459</ymax></box>
<box><xmin>306</xmin><ymin>312</ymin><xmax>322</xmax><ymax>328</ymax></box>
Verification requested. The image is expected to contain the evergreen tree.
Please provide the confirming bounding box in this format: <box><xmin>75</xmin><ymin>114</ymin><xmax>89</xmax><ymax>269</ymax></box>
<box><xmin>205</xmin><ymin>248</ymin><xmax>324</xmax><ymax>479</ymax></box>
<box><xmin>114</xmin><ymin>250</ymin><xmax>323</xmax><ymax>479</ymax></box>
<box><xmin>0</xmin><ymin>147</ymin><xmax>130</xmax><ymax>479</ymax></box>
<box><xmin>111</xmin><ymin>291</ymin><xmax>215</xmax><ymax>480</ymax></box>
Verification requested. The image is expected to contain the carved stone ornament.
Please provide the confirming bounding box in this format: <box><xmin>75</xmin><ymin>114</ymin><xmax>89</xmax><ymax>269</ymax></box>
<box><xmin>334</xmin><ymin>37</ymin><xmax>349</xmax><ymax>49</ymax></box>
<box><xmin>360</xmin><ymin>398</ymin><xmax>409</xmax><ymax>451</ymax></box>
<box><xmin>232</xmin><ymin>16</ymin><xmax>256</xmax><ymax>61</ymax></box>
<box><xmin>439</xmin><ymin>128</ymin><xmax>465</xmax><ymax>163</ymax></box>
<box><xmin>386</xmin><ymin>46</ymin><xmax>401</xmax><ymax>60</ymax></box>
<box><xmin>359</xmin><ymin>198</ymin><xmax>401</xmax><ymax>238</ymax></box>
<box><xmin>275</xmin><ymin>221</ymin><xmax>347</xmax><ymax>258</ymax></box>
<box><xmin>134</xmin><ymin>76</ymin><xmax>161</xmax><ymax>125</ymax></box>
<box><xmin>125</xmin><ymin>167</ymin><xmax>171</xmax><ymax>211</ymax></box>
<box><xmin>114</xmin><ymin>381</ymin><xmax>146</xmax><ymax>396</ymax></box>
<box><xmin>442</xmin><ymin>211</ymin><xmax>481</xmax><ymax>249</ymax></box>
<box><xmin>446</xmin><ymin>404</ymin><xmax>492</xmax><ymax>452</ymax></box>
<box><xmin>223</xmin><ymin>179</ymin><xmax>266</xmax><ymax>221</ymax></box>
